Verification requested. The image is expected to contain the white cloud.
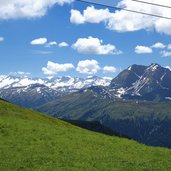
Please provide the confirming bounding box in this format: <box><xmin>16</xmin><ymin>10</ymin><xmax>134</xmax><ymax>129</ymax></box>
<box><xmin>17</xmin><ymin>71</ymin><xmax>31</xmax><ymax>75</ymax></box>
<box><xmin>72</xmin><ymin>37</ymin><xmax>122</xmax><ymax>55</ymax></box>
<box><xmin>70</xmin><ymin>6</ymin><xmax>110</xmax><ymax>24</ymax></box>
<box><xmin>70</xmin><ymin>9</ymin><xmax>85</xmax><ymax>24</ymax></box>
<box><xmin>76</xmin><ymin>59</ymin><xmax>100</xmax><ymax>75</ymax></box>
<box><xmin>0</xmin><ymin>0</ymin><xmax>73</xmax><ymax>20</ymax></box>
<box><xmin>42</xmin><ymin>61</ymin><xmax>74</xmax><ymax>75</ymax></box>
<box><xmin>0</xmin><ymin>37</ymin><xmax>4</xmax><ymax>42</ymax></box>
<box><xmin>31</xmin><ymin>39</ymin><xmax>69</xmax><ymax>48</ymax></box>
<box><xmin>59</xmin><ymin>42</ymin><xmax>69</xmax><ymax>47</ymax></box>
<box><xmin>151</xmin><ymin>42</ymin><xmax>165</xmax><ymax>49</ymax></box>
<box><xmin>46</xmin><ymin>41</ymin><xmax>57</xmax><ymax>47</ymax></box>
<box><xmin>160</xmin><ymin>51</ymin><xmax>171</xmax><ymax>57</ymax></box>
<box><xmin>11</xmin><ymin>71</ymin><xmax>31</xmax><ymax>75</ymax></box>
<box><xmin>135</xmin><ymin>46</ymin><xmax>152</xmax><ymax>54</ymax></box>
<box><xmin>103</xmin><ymin>66</ymin><xmax>117</xmax><ymax>73</ymax></box>
<box><xmin>70</xmin><ymin>1</ymin><xmax>171</xmax><ymax>35</ymax></box>
<box><xmin>168</xmin><ymin>44</ymin><xmax>171</xmax><ymax>50</ymax></box>
<box><xmin>31</xmin><ymin>38</ymin><xmax>47</xmax><ymax>45</ymax></box>
<box><xmin>33</xmin><ymin>50</ymin><xmax>53</xmax><ymax>55</ymax></box>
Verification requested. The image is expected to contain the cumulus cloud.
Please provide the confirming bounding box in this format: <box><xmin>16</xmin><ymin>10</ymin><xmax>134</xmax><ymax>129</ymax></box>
<box><xmin>46</xmin><ymin>41</ymin><xmax>57</xmax><ymax>47</ymax></box>
<box><xmin>135</xmin><ymin>46</ymin><xmax>153</xmax><ymax>54</ymax></box>
<box><xmin>135</xmin><ymin>42</ymin><xmax>171</xmax><ymax>56</ymax></box>
<box><xmin>31</xmin><ymin>38</ymin><xmax>69</xmax><ymax>48</ymax></box>
<box><xmin>103</xmin><ymin>66</ymin><xmax>117</xmax><ymax>73</ymax></box>
<box><xmin>76</xmin><ymin>60</ymin><xmax>100</xmax><ymax>75</ymax></box>
<box><xmin>59</xmin><ymin>42</ymin><xmax>69</xmax><ymax>47</ymax></box>
<box><xmin>31</xmin><ymin>38</ymin><xmax>47</xmax><ymax>45</ymax></box>
<box><xmin>72</xmin><ymin>37</ymin><xmax>122</xmax><ymax>55</ymax></box>
<box><xmin>160</xmin><ymin>51</ymin><xmax>171</xmax><ymax>57</ymax></box>
<box><xmin>0</xmin><ymin>0</ymin><xmax>73</xmax><ymax>20</ymax></box>
<box><xmin>70</xmin><ymin>1</ymin><xmax>171</xmax><ymax>35</ymax></box>
<box><xmin>0</xmin><ymin>37</ymin><xmax>4</xmax><ymax>42</ymax></box>
<box><xmin>151</xmin><ymin>42</ymin><xmax>165</xmax><ymax>49</ymax></box>
<box><xmin>70</xmin><ymin>9</ymin><xmax>85</xmax><ymax>24</ymax></box>
<box><xmin>70</xmin><ymin>6</ymin><xmax>110</xmax><ymax>24</ymax></box>
<box><xmin>42</xmin><ymin>61</ymin><xmax>74</xmax><ymax>75</ymax></box>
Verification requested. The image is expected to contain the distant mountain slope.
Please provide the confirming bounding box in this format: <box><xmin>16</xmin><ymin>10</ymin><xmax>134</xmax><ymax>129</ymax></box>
<box><xmin>1</xmin><ymin>100</ymin><xmax>171</xmax><ymax>171</ymax></box>
<box><xmin>64</xmin><ymin>120</ymin><xmax>129</xmax><ymax>138</ymax></box>
<box><xmin>0</xmin><ymin>84</ymin><xmax>69</xmax><ymax>108</ymax></box>
<box><xmin>110</xmin><ymin>63</ymin><xmax>171</xmax><ymax>101</ymax></box>
<box><xmin>38</xmin><ymin>89</ymin><xmax>171</xmax><ymax>148</ymax></box>
<box><xmin>0</xmin><ymin>75</ymin><xmax>111</xmax><ymax>108</ymax></box>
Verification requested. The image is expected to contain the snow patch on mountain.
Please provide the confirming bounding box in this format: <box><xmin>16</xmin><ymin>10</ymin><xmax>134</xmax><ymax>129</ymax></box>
<box><xmin>0</xmin><ymin>75</ymin><xmax>112</xmax><ymax>90</ymax></box>
<box><xmin>115</xmin><ymin>87</ymin><xmax>126</xmax><ymax>98</ymax></box>
<box><xmin>165</xmin><ymin>97</ymin><xmax>171</xmax><ymax>100</ymax></box>
<box><xmin>146</xmin><ymin>64</ymin><xmax>159</xmax><ymax>72</ymax></box>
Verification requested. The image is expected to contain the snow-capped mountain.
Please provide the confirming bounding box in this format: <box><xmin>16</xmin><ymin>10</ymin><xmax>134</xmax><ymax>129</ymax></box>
<box><xmin>110</xmin><ymin>63</ymin><xmax>171</xmax><ymax>101</ymax></box>
<box><xmin>0</xmin><ymin>75</ymin><xmax>112</xmax><ymax>90</ymax></box>
<box><xmin>1</xmin><ymin>63</ymin><xmax>171</xmax><ymax>108</ymax></box>
<box><xmin>0</xmin><ymin>75</ymin><xmax>112</xmax><ymax>108</ymax></box>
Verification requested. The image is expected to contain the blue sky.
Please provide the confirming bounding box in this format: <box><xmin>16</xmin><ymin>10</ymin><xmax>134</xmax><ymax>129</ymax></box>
<box><xmin>0</xmin><ymin>0</ymin><xmax>171</xmax><ymax>78</ymax></box>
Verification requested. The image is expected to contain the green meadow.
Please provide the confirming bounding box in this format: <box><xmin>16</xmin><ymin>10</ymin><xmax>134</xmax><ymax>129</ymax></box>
<box><xmin>0</xmin><ymin>100</ymin><xmax>171</xmax><ymax>171</ymax></box>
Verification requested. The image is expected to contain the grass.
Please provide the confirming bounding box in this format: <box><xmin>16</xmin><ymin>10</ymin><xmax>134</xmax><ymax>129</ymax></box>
<box><xmin>38</xmin><ymin>91</ymin><xmax>171</xmax><ymax>120</ymax></box>
<box><xmin>1</xmin><ymin>100</ymin><xmax>171</xmax><ymax>171</ymax></box>
<box><xmin>37</xmin><ymin>91</ymin><xmax>171</xmax><ymax>148</ymax></box>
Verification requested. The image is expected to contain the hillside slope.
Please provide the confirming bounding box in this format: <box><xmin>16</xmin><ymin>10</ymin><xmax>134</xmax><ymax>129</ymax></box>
<box><xmin>1</xmin><ymin>100</ymin><xmax>171</xmax><ymax>170</ymax></box>
<box><xmin>38</xmin><ymin>90</ymin><xmax>171</xmax><ymax>148</ymax></box>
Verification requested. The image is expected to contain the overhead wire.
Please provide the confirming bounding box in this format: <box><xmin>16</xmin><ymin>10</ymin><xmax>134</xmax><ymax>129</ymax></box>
<box><xmin>131</xmin><ymin>0</ymin><xmax>171</xmax><ymax>9</ymax></box>
<box><xmin>75</xmin><ymin>0</ymin><xmax>171</xmax><ymax>20</ymax></box>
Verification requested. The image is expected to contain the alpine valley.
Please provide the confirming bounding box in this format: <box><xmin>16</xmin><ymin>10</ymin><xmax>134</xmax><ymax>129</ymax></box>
<box><xmin>2</xmin><ymin>1</ymin><xmax>171</xmax><ymax>169</ymax></box>
<box><xmin>37</xmin><ymin>63</ymin><xmax>171</xmax><ymax>148</ymax></box>
<box><xmin>1</xmin><ymin>63</ymin><xmax>171</xmax><ymax>148</ymax></box>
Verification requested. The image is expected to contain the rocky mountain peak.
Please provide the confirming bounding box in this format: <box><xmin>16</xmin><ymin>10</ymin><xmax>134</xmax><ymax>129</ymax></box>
<box><xmin>110</xmin><ymin>63</ymin><xmax>171</xmax><ymax>101</ymax></box>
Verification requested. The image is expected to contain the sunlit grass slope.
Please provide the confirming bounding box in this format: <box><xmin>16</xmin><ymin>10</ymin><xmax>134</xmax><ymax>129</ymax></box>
<box><xmin>0</xmin><ymin>100</ymin><xmax>171</xmax><ymax>171</ymax></box>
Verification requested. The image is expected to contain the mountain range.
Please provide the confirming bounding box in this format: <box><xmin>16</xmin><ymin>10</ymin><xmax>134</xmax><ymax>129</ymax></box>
<box><xmin>1</xmin><ymin>63</ymin><xmax>171</xmax><ymax>148</ymax></box>
<box><xmin>1</xmin><ymin>63</ymin><xmax>171</xmax><ymax>108</ymax></box>
<box><xmin>36</xmin><ymin>63</ymin><xmax>171</xmax><ymax>148</ymax></box>
<box><xmin>0</xmin><ymin>75</ymin><xmax>111</xmax><ymax>108</ymax></box>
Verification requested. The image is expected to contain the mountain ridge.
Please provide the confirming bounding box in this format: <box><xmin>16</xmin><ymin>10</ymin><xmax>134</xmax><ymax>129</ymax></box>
<box><xmin>0</xmin><ymin>75</ymin><xmax>112</xmax><ymax>107</ymax></box>
<box><xmin>0</xmin><ymin>75</ymin><xmax>112</xmax><ymax>89</ymax></box>
<box><xmin>1</xmin><ymin>63</ymin><xmax>171</xmax><ymax>108</ymax></box>
<box><xmin>110</xmin><ymin>63</ymin><xmax>171</xmax><ymax>101</ymax></box>
<box><xmin>38</xmin><ymin>90</ymin><xmax>171</xmax><ymax>148</ymax></box>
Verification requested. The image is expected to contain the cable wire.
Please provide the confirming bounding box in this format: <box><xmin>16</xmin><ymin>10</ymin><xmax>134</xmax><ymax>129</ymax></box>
<box><xmin>131</xmin><ymin>0</ymin><xmax>171</xmax><ymax>9</ymax></box>
<box><xmin>75</xmin><ymin>0</ymin><xmax>171</xmax><ymax>20</ymax></box>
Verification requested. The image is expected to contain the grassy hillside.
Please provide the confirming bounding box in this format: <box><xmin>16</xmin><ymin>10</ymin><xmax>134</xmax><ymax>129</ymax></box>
<box><xmin>1</xmin><ymin>100</ymin><xmax>171</xmax><ymax>171</ymax></box>
<box><xmin>38</xmin><ymin>90</ymin><xmax>171</xmax><ymax>148</ymax></box>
